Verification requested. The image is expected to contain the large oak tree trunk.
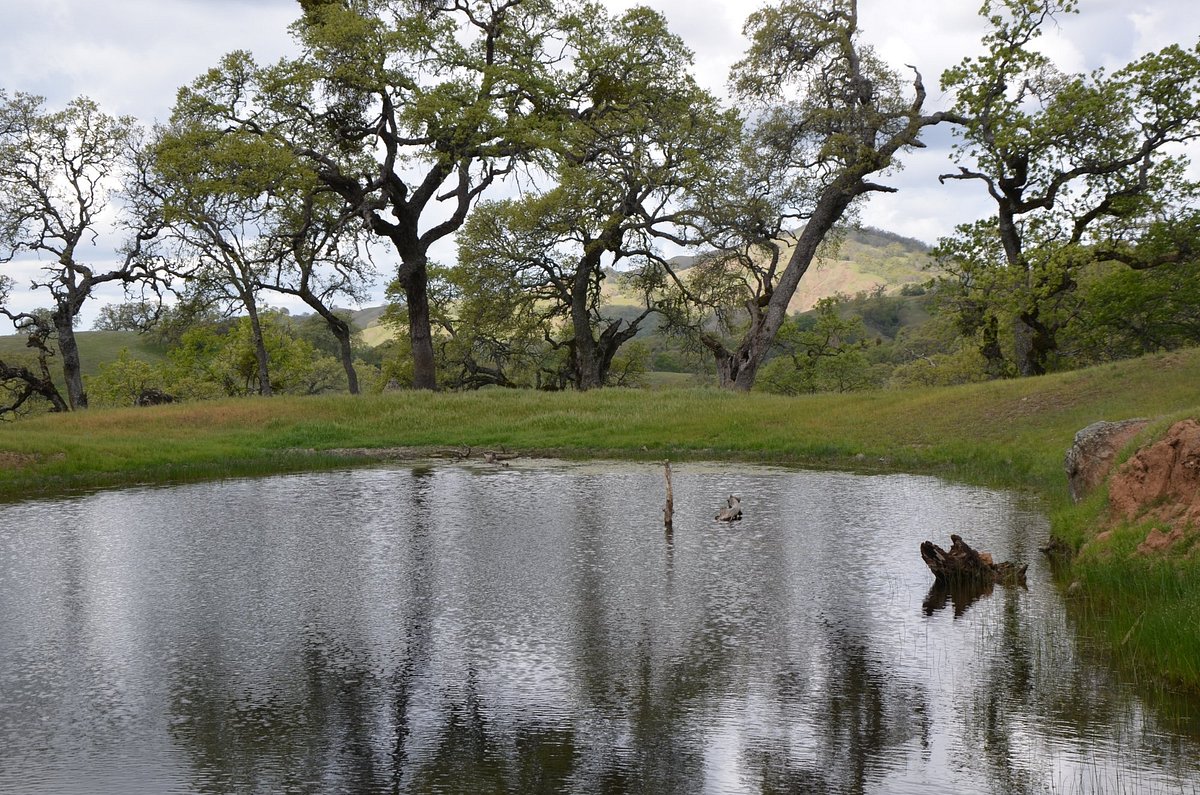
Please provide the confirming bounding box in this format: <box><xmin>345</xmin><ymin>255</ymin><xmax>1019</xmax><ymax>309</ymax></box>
<box><xmin>714</xmin><ymin>191</ymin><xmax>854</xmax><ymax>392</ymax></box>
<box><xmin>334</xmin><ymin>326</ymin><xmax>359</xmax><ymax>395</ymax></box>
<box><xmin>714</xmin><ymin>340</ymin><xmax>767</xmax><ymax>392</ymax></box>
<box><xmin>1014</xmin><ymin>313</ymin><xmax>1056</xmax><ymax>377</ymax></box>
<box><xmin>399</xmin><ymin>265</ymin><xmax>437</xmax><ymax>391</ymax></box>
<box><xmin>569</xmin><ymin>263</ymin><xmax>603</xmax><ymax>391</ymax></box>
<box><xmin>244</xmin><ymin>300</ymin><xmax>273</xmax><ymax>397</ymax></box>
<box><xmin>52</xmin><ymin>310</ymin><xmax>87</xmax><ymax>410</ymax></box>
<box><xmin>571</xmin><ymin>318</ymin><xmax>644</xmax><ymax>391</ymax></box>
<box><xmin>572</xmin><ymin>327</ymin><xmax>603</xmax><ymax>392</ymax></box>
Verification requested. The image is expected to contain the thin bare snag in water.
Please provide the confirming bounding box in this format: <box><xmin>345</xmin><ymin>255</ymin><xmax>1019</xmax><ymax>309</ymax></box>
<box><xmin>664</xmin><ymin>461</ymin><xmax>674</xmax><ymax>529</ymax></box>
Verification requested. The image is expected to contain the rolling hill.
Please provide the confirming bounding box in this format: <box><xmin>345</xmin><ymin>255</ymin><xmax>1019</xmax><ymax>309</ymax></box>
<box><xmin>0</xmin><ymin>330</ymin><xmax>166</xmax><ymax>381</ymax></box>
<box><xmin>600</xmin><ymin>226</ymin><xmax>935</xmax><ymax>314</ymax></box>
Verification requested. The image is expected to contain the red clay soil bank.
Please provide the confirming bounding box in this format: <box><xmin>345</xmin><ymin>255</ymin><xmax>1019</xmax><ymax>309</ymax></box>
<box><xmin>1107</xmin><ymin>419</ymin><xmax>1200</xmax><ymax>554</ymax></box>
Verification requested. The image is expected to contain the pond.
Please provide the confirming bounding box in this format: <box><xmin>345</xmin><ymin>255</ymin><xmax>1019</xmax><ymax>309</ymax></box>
<box><xmin>0</xmin><ymin>461</ymin><xmax>1198</xmax><ymax>794</ymax></box>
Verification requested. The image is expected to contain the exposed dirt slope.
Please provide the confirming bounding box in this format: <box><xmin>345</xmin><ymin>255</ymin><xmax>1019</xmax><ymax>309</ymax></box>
<box><xmin>1107</xmin><ymin>419</ymin><xmax>1200</xmax><ymax>554</ymax></box>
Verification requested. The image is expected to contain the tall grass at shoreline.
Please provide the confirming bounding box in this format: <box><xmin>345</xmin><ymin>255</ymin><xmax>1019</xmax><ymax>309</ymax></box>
<box><xmin>2</xmin><ymin>346</ymin><xmax>1199</xmax><ymax>690</ymax></box>
<box><xmin>5</xmin><ymin>348</ymin><xmax>1197</xmax><ymax>500</ymax></box>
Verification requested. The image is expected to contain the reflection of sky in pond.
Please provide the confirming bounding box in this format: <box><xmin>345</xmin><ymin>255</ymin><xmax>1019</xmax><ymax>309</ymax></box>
<box><xmin>0</xmin><ymin>461</ymin><xmax>1198</xmax><ymax>794</ymax></box>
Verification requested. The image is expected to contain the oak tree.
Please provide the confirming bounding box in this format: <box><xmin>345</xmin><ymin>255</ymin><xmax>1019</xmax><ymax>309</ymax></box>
<box><xmin>178</xmin><ymin>0</ymin><xmax>562</xmax><ymax>390</ymax></box>
<box><xmin>455</xmin><ymin>5</ymin><xmax>741</xmax><ymax>390</ymax></box>
<box><xmin>0</xmin><ymin>92</ymin><xmax>161</xmax><ymax>408</ymax></box>
<box><xmin>660</xmin><ymin>0</ymin><xmax>954</xmax><ymax>390</ymax></box>
<box><xmin>0</xmin><ymin>276</ymin><xmax>69</xmax><ymax>416</ymax></box>
<box><xmin>936</xmin><ymin>0</ymin><xmax>1200</xmax><ymax>376</ymax></box>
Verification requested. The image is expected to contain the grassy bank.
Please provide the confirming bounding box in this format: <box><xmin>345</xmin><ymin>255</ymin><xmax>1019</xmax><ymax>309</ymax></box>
<box><xmin>2</xmin><ymin>346</ymin><xmax>1199</xmax><ymax>688</ymax></box>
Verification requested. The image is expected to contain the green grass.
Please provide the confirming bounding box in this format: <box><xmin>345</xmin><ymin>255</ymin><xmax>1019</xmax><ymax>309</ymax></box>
<box><xmin>2</xmin><ymin>345</ymin><xmax>1200</xmax><ymax>690</ymax></box>
<box><xmin>1071</xmin><ymin>538</ymin><xmax>1200</xmax><ymax>691</ymax></box>
<box><xmin>643</xmin><ymin>371</ymin><xmax>707</xmax><ymax>389</ymax></box>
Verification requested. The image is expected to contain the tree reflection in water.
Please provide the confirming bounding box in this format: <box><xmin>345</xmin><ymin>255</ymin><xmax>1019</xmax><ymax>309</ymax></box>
<box><xmin>1</xmin><ymin>464</ymin><xmax>1199</xmax><ymax>794</ymax></box>
<box><xmin>922</xmin><ymin>579</ymin><xmax>999</xmax><ymax>618</ymax></box>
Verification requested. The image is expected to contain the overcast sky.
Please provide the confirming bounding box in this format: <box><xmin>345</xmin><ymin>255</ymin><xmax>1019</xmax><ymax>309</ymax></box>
<box><xmin>2</xmin><ymin>0</ymin><xmax>1198</xmax><ymax>325</ymax></box>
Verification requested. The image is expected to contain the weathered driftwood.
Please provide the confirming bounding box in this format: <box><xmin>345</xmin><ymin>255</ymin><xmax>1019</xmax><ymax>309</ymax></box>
<box><xmin>920</xmin><ymin>534</ymin><xmax>1026</xmax><ymax>586</ymax></box>
<box><xmin>715</xmin><ymin>495</ymin><xmax>742</xmax><ymax>522</ymax></box>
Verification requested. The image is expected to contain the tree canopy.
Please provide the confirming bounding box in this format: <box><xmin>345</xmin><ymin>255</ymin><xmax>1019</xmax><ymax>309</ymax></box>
<box><xmin>936</xmin><ymin>0</ymin><xmax>1200</xmax><ymax>376</ymax></box>
<box><xmin>455</xmin><ymin>4</ymin><xmax>742</xmax><ymax>390</ymax></box>
<box><xmin>174</xmin><ymin>0</ymin><xmax>567</xmax><ymax>390</ymax></box>
<box><xmin>3</xmin><ymin>0</ymin><xmax>1200</xmax><ymax>415</ymax></box>
<box><xmin>0</xmin><ymin>92</ymin><xmax>162</xmax><ymax>409</ymax></box>
<box><xmin>658</xmin><ymin>0</ymin><xmax>956</xmax><ymax>390</ymax></box>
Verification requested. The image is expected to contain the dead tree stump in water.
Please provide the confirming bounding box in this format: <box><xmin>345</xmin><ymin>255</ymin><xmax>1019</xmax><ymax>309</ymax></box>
<box><xmin>715</xmin><ymin>495</ymin><xmax>742</xmax><ymax>522</ymax></box>
<box><xmin>920</xmin><ymin>534</ymin><xmax>1026</xmax><ymax>586</ymax></box>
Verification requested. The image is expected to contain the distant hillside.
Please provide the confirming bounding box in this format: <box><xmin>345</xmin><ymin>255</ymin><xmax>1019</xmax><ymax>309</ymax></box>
<box><xmin>345</xmin><ymin>306</ymin><xmax>394</xmax><ymax>347</ymax></box>
<box><xmin>601</xmin><ymin>225</ymin><xmax>936</xmax><ymax>313</ymax></box>
<box><xmin>780</xmin><ymin>228</ymin><xmax>932</xmax><ymax>312</ymax></box>
<box><xmin>346</xmin><ymin>305</ymin><xmax>387</xmax><ymax>330</ymax></box>
<box><xmin>0</xmin><ymin>330</ymin><xmax>167</xmax><ymax>389</ymax></box>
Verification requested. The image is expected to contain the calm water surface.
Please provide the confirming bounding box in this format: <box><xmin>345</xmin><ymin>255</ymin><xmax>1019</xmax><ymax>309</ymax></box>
<box><xmin>0</xmin><ymin>462</ymin><xmax>1198</xmax><ymax>794</ymax></box>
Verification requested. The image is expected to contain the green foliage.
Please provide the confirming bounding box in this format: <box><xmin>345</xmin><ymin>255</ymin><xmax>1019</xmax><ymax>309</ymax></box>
<box><xmin>755</xmin><ymin>297</ymin><xmax>876</xmax><ymax>395</ymax></box>
<box><xmin>166</xmin><ymin>312</ymin><xmax>345</xmax><ymax>397</ymax></box>
<box><xmin>141</xmin><ymin>301</ymin><xmax>229</xmax><ymax>349</ymax></box>
<box><xmin>69</xmin><ymin>311</ymin><xmax>364</xmax><ymax>402</ymax></box>
<box><xmin>737</xmin><ymin>285</ymin><xmax>996</xmax><ymax>391</ymax></box>
<box><xmin>162</xmin><ymin>325</ymin><xmax>235</xmax><ymax>401</ymax></box>
<box><xmin>888</xmin><ymin>346</ymin><xmax>992</xmax><ymax>388</ymax></box>
<box><xmin>93</xmin><ymin>302</ymin><xmax>161</xmax><ymax>333</ymax></box>
<box><xmin>85</xmin><ymin>350</ymin><xmax>170</xmax><ymax>408</ymax></box>
<box><xmin>376</xmin><ymin>338</ymin><xmax>416</xmax><ymax>391</ymax></box>
<box><xmin>292</xmin><ymin>311</ymin><xmax>366</xmax><ymax>362</ymax></box>
<box><xmin>1064</xmin><ymin>258</ymin><xmax>1200</xmax><ymax>361</ymax></box>
<box><xmin>606</xmin><ymin>341</ymin><xmax>650</xmax><ymax>388</ymax></box>
<box><xmin>937</xmin><ymin>0</ymin><xmax>1200</xmax><ymax>376</ymax></box>
<box><xmin>845</xmin><ymin>286</ymin><xmax>906</xmax><ymax>339</ymax></box>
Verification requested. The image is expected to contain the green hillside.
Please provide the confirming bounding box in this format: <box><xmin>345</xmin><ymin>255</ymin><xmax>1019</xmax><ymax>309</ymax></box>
<box><xmin>0</xmin><ymin>330</ymin><xmax>167</xmax><ymax>382</ymax></box>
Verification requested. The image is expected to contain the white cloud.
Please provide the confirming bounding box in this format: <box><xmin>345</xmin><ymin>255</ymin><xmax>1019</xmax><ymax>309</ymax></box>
<box><xmin>1</xmin><ymin>0</ymin><xmax>299</xmax><ymax>121</ymax></box>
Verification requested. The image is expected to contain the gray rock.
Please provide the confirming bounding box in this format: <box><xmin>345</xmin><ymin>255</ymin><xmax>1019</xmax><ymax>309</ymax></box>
<box><xmin>1064</xmin><ymin>419</ymin><xmax>1148</xmax><ymax>503</ymax></box>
